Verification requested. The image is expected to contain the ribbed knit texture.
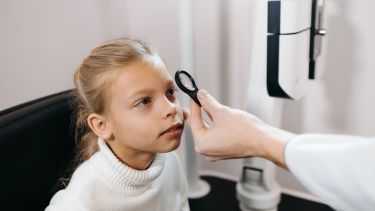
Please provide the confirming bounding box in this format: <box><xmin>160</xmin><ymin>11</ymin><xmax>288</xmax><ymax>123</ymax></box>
<box><xmin>93</xmin><ymin>137</ymin><xmax>165</xmax><ymax>194</ymax></box>
<box><xmin>46</xmin><ymin>138</ymin><xmax>189</xmax><ymax>211</ymax></box>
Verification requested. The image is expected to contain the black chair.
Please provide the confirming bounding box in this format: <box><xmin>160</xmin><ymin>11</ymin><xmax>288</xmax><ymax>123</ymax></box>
<box><xmin>0</xmin><ymin>90</ymin><xmax>76</xmax><ymax>211</ymax></box>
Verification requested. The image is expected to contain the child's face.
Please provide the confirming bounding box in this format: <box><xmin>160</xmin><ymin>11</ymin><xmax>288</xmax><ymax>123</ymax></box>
<box><xmin>105</xmin><ymin>56</ymin><xmax>184</xmax><ymax>155</ymax></box>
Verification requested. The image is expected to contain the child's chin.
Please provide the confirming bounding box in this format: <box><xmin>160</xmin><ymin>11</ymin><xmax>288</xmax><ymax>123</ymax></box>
<box><xmin>162</xmin><ymin>139</ymin><xmax>181</xmax><ymax>152</ymax></box>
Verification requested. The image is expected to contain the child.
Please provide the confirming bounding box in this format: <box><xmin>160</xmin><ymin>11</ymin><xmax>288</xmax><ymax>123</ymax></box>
<box><xmin>46</xmin><ymin>38</ymin><xmax>190</xmax><ymax>210</ymax></box>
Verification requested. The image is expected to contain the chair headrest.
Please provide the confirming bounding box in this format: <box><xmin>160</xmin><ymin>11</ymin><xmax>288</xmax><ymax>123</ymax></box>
<box><xmin>0</xmin><ymin>90</ymin><xmax>76</xmax><ymax>210</ymax></box>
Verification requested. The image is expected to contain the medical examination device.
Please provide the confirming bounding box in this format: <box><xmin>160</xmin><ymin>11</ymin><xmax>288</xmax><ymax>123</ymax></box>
<box><xmin>179</xmin><ymin>0</ymin><xmax>325</xmax><ymax>209</ymax></box>
<box><xmin>175</xmin><ymin>70</ymin><xmax>201</xmax><ymax>106</ymax></box>
<box><xmin>266</xmin><ymin>0</ymin><xmax>326</xmax><ymax>99</ymax></box>
<box><xmin>237</xmin><ymin>0</ymin><xmax>326</xmax><ymax>211</ymax></box>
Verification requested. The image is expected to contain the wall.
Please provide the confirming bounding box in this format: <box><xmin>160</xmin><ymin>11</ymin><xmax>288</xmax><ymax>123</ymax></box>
<box><xmin>0</xmin><ymin>0</ymin><xmax>133</xmax><ymax>110</ymax></box>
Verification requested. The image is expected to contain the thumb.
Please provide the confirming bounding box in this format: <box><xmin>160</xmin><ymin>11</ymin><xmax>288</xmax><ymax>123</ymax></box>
<box><xmin>197</xmin><ymin>89</ymin><xmax>222</xmax><ymax>120</ymax></box>
<box><xmin>189</xmin><ymin>98</ymin><xmax>205</xmax><ymax>133</ymax></box>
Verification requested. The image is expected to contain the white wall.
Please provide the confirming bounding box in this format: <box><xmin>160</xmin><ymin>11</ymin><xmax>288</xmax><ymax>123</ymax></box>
<box><xmin>2</xmin><ymin>0</ymin><xmax>375</xmax><ymax>203</ymax></box>
<box><xmin>0</xmin><ymin>0</ymin><xmax>132</xmax><ymax>110</ymax></box>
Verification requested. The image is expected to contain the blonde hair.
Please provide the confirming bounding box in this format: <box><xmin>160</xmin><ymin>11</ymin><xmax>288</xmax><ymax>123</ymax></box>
<box><xmin>71</xmin><ymin>37</ymin><xmax>155</xmax><ymax>174</ymax></box>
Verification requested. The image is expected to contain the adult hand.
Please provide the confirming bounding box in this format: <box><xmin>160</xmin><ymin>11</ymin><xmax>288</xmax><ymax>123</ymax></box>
<box><xmin>186</xmin><ymin>89</ymin><xmax>295</xmax><ymax>168</ymax></box>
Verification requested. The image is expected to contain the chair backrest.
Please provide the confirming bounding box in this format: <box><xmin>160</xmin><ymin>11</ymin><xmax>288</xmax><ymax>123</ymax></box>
<box><xmin>0</xmin><ymin>90</ymin><xmax>76</xmax><ymax>211</ymax></box>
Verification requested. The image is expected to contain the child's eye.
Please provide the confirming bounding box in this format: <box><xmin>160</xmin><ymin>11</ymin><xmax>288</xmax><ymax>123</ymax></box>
<box><xmin>137</xmin><ymin>97</ymin><xmax>152</xmax><ymax>107</ymax></box>
<box><xmin>167</xmin><ymin>87</ymin><xmax>177</xmax><ymax>97</ymax></box>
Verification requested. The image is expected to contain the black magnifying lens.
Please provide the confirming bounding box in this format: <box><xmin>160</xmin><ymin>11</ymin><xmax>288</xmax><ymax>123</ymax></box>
<box><xmin>175</xmin><ymin>70</ymin><xmax>201</xmax><ymax>106</ymax></box>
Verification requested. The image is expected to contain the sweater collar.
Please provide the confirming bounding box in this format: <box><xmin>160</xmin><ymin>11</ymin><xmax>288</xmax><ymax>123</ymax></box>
<box><xmin>94</xmin><ymin>137</ymin><xmax>166</xmax><ymax>193</ymax></box>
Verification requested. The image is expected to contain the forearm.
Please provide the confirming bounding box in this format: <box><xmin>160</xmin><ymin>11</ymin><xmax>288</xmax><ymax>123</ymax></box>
<box><xmin>258</xmin><ymin>126</ymin><xmax>296</xmax><ymax>169</ymax></box>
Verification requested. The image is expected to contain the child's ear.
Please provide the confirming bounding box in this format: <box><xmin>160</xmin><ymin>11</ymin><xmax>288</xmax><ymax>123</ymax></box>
<box><xmin>87</xmin><ymin>113</ymin><xmax>113</xmax><ymax>140</ymax></box>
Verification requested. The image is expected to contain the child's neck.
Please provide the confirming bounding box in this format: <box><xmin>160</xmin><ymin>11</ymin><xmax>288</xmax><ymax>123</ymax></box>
<box><xmin>122</xmin><ymin>152</ymin><xmax>156</xmax><ymax>170</ymax></box>
<box><xmin>107</xmin><ymin>141</ymin><xmax>156</xmax><ymax>170</ymax></box>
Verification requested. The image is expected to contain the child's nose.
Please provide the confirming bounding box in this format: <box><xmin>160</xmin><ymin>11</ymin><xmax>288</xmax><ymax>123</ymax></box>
<box><xmin>161</xmin><ymin>97</ymin><xmax>178</xmax><ymax>119</ymax></box>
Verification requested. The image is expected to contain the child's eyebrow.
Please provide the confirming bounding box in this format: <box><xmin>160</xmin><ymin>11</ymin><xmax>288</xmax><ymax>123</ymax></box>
<box><xmin>127</xmin><ymin>89</ymin><xmax>155</xmax><ymax>99</ymax></box>
<box><xmin>166</xmin><ymin>79</ymin><xmax>175</xmax><ymax>87</ymax></box>
<box><xmin>126</xmin><ymin>79</ymin><xmax>175</xmax><ymax>100</ymax></box>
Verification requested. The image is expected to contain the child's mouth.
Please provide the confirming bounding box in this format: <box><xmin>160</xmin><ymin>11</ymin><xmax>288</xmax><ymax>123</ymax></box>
<box><xmin>160</xmin><ymin>122</ymin><xmax>184</xmax><ymax>138</ymax></box>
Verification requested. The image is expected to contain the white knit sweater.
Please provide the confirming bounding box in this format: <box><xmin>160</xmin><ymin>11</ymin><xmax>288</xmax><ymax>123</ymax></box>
<box><xmin>46</xmin><ymin>138</ymin><xmax>190</xmax><ymax>211</ymax></box>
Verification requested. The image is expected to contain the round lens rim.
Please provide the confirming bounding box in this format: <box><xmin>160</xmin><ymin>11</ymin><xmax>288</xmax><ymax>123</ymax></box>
<box><xmin>175</xmin><ymin>70</ymin><xmax>198</xmax><ymax>93</ymax></box>
<box><xmin>178</xmin><ymin>73</ymin><xmax>195</xmax><ymax>91</ymax></box>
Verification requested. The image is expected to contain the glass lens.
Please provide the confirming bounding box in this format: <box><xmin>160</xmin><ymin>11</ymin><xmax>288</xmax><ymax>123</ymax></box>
<box><xmin>179</xmin><ymin>73</ymin><xmax>194</xmax><ymax>90</ymax></box>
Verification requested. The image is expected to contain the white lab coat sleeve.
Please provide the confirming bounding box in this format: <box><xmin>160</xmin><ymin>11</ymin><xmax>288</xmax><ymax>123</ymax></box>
<box><xmin>284</xmin><ymin>134</ymin><xmax>375</xmax><ymax>211</ymax></box>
